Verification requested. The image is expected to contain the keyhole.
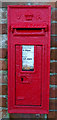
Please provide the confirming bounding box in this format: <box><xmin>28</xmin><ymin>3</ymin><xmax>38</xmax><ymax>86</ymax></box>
<box><xmin>21</xmin><ymin>78</ymin><xmax>23</xmax><ymax>81</ymax></box>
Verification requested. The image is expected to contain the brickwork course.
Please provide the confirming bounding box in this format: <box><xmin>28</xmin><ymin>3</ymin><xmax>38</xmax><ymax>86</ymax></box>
<box><xmin>0</xmin><ymin>1</ymin><xmax>57</xmax><ymax>120</ymax></box>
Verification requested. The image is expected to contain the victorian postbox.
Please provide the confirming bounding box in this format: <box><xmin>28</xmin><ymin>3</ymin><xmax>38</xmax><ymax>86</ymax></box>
<box><xmin>8</xmin><ymin>5</ymin><xmax>51</xmax><ymax>113</ymax></box>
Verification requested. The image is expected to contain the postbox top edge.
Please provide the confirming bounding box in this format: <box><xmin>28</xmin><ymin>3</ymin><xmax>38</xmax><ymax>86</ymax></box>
<box><xmin>8</xmin><ymin>5</ymin><xmax>51</xmax><ymax>9</ymax></box>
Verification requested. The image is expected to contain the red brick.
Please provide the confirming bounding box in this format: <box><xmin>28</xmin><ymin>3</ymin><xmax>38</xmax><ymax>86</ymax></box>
<box><xmin>50</xmin><ymin>75</ymin><xmax>57</xmax><ymax>85</ymax></box>
<box><xmin>0</xmin><ymin>60</ymin><xmax>8</xmax><ymax>70</ymax></box>
<box><xmin>55</xmin><ymin>9</ymin><xmax>57</xmax><ymax>21</ymax></box>
<box><xmin>2</xmin><ymin>85</ymin><xmax>8</xmax><ymax>95</ymax></box>
<box><xmin>55</xmin><ymin>1</ymin><xmax>57</xmax><ymax>8</ymax></box>
<box><xmin>0</xmin><ymin>71</ymin><xmax>7</xmax><ymax>84</ymax></box>
<box><xmin>49</xmin><ymin>99</ymin><xmax>57</xmax><ymax>110</ymax></box>
<box><xmin>55</xmin><ymin>100</ymin><xmax>57</xmax><ymax>110</ymax></box>
<box><xmin>50</xmin><ymin>87</ymin><xmax>57</xmax><ymax>98</ymax></box>
<box><xmin>51</xmin><ymin>36</ymin><xmax>57</xmax><ymax>47</ymax></box>
<box><xmin>0</xmin><ymin>24</ymin><xmax>7</xmax><ymax>34</ymax></box>
<box><xmin>50</xmin><ymin>49</ymin><xmax>57</xmax><ymax>60</ymax></box>
<box><xmin>51</xmin><ymin>23</ymin><xmax>57</xmax><ymax>34</ymax></box>
<box><xmin>52</xmin><ymin>8</ymin><xmax>57</xmax><ymax>21</ymax></box>
<box><xmin>55</xmin><ymin>62</ymin><xmax>57</xmax><ymax>73</ymax></box>
<box><xmin>0</xmin><ymin>48</ymin><xmax>7</xmax><ymax>58</ymax></box>
<box><xmin>0</xmin><ymin>60</ymin><xmax>2</xmax><ymax>70</ymax></box>
<box><xmin>0</xmin><ymin>97</ymin><xmax>7</xmax><ymax>107</ymax></box>
<box><xmin>51</xmin><ymin>23</ymin><xmax>55</xmax><ymax>34</ymax></box>
<box><xmin>55</xmin><ymin>112</ymin><xmax>57</xmax><ymax>119</ymax></box>
<box><xmin>48</xmin><ymin>112</ymin><xmax>57</xmax><ymax>119</ymax></box>
<box><xmin>0</xmin><ymin>85</ymin><xmax>8</xmax><ymax>95</ymax></box>
<box><xmin>55</xmin><ymin>23</ymin><xmax>57</xmax><ymax>34</ymax></box>
<box><xmin>52</xmin><ymin>9</ymin><xmax>55</xmax><ymax>21</ymax></box>
<box><xmin>47</xmin><ymin>111</ymin><xmax>55</xmax><ymax>118</ymax></box>
<box><xmin>55</xmin><ymin>88</ymin><xmax>57</xmax><ymax>98</ymax></box>
<box><xmin>0</xmin><ymin>24</ymin><xmax>2</xmax><ymax>34</ymax></box>
<box><xmin>50</xmin><ymin>62</ymin><xmax>56</xmax><ymax>73</ymax></box>
<box><xmin>55</xmin><ymin>75</ymin><xmax>57</xmax><ymax>85</ymax></box>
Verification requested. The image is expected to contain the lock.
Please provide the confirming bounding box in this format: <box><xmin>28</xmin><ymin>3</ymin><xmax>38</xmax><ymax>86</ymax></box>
<box><xmin>20</xmin><ymin>76</ymin><xmax>30</xmax><ymax>84</ymax></box>
<box><xmin>21</xmin><ymin>77</ymin><xmax>23</xmax><ymax>82</ymax></box>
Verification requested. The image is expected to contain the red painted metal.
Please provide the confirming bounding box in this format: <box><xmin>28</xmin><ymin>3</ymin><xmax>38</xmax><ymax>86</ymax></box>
<box><xmin>8</xmin><ymin>5</ymin><xmax>51</xmax><ymax>114</ymax></box>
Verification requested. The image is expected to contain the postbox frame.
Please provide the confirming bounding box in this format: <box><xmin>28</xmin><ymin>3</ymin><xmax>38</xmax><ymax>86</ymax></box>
<box><xmin>8</xmin><ymin>5</ymin><xmax>51</xmax><ymax>114</ymax></box>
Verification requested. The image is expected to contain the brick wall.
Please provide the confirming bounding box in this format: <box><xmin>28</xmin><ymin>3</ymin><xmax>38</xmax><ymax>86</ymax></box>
<box><xmin>0</xmin><ymin>2</ymin><xmax>57</xmax><ymax>119</ymax></box>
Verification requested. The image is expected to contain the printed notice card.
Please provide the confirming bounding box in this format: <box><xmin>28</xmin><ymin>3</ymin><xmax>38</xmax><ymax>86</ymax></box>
<box><xmin>22</xmin><ymin>45</ymin><xmax>34</xmax><ymax>71</ymax></box>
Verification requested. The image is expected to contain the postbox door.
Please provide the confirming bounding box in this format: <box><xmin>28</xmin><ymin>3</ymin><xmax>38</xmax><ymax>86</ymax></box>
<box><xmin>16</xmin><ymin>45</ymin><xmax>42</xmax><ymax>106</ymax></box>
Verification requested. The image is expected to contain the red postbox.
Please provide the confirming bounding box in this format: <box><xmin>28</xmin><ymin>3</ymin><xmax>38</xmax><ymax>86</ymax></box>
<box><xmin>8</xmin><ymin>5</ymin><xmax>51</xmax><ymax>113</ymax></box>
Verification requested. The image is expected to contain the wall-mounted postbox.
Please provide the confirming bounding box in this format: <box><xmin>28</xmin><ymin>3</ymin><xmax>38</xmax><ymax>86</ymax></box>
<box><xmin>8</xmin><ymin>5</ymin><xmax>51</xmax><ymax>114</ymax></box>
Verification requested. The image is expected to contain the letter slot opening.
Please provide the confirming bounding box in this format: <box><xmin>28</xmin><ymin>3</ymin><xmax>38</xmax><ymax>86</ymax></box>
<box><xmin>11</xmin><ymin>27</ymin><xmax>47</xmax><ymax>36</ymax></box>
